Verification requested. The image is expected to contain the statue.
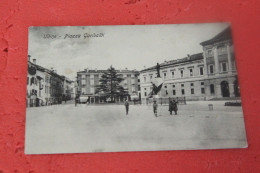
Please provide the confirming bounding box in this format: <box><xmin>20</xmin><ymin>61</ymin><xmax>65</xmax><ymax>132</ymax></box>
<box><xmin>148</xmin><ymin>63</ymin><xmax>163</xmax><ymax>98</ymax></box>
<box><xmin>156</xmin><ymin>63</ymin><xmax>160</xmax><ymax>77</ymax></box>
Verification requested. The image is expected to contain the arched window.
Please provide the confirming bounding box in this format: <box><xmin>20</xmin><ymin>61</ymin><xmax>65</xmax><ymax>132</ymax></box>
<box><xmin>210</xmin><ymin>84</ymin><xmax>215</xmax><ymax>94</ymax></box>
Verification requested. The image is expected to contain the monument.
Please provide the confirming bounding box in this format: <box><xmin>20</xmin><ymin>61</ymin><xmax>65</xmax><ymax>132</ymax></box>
<box><xmin>148</xmin><ymin>63</ymin><xmax>164</xmax><ymax>98</ymax></box>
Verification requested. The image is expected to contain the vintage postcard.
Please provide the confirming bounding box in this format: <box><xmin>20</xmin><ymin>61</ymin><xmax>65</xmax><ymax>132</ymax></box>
<box><xmin>25</xmin><ymin>23</ymin><xmax>247</xmax><ymax>154</ymax></box>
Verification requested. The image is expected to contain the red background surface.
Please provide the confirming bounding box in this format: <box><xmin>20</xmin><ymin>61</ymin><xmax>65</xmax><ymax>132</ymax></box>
<box><xmin>0</xmin><ymin>0</ymin><xmax>260</xmax><ymax>172</ymax></box>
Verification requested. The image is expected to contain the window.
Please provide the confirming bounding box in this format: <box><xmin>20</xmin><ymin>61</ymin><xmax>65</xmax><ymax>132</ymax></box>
<box><xmin>171</xmin><ymin>71</ymin><xmax>175</xmax><ymax>78</ymax></box>
<box><xmin>201</xmin><ymin>88</ymin><xmax>205</xmax><ymax>94</ymax></box>
<box><xmin>181</xmin><ymin>84</ymin><xmax>184</xmax><ymax>87</ymax></box>
<box><xmin>200</xmin><ymin>67</ymin><xmax>204</xmax><ymax>75</ymax></box>
<box><xmin>144</xmin><ymin>77</ymin><xmax>146</xmax><ymax>82</ymax></box>
<box><xmin>144</xmin><ymin>88</ymin><xmax>146</xmax><ymax>90</ymax></box>
<box><xmin>164</xmin><ymin>72</ymin><xmax>167</xmax><ymax>79</ymax></box>
<box><xmin>222</xmin><ymin>62</ymin><xmax>227</xmax><ymax>72</ymax></box>
<box><xmin>27</xmin><ymin>77</ymin><xmax>29</xmax><ymax>85</ymax></box>
<box><xmin>164</xmin><ymin>85</ymin><xmax>167</xmax><ymax>88</ymax></box>
<box><xmin>210</xmin><ymin>84</ymin><xmax>215</xmax><ymax>94</ymax></box>
<box><xmin>173</xmin><ymin>90</ymin><xmax>176</xmax><ymax>95</ymax></box>
<box><xmin>144</xmin><ymin>92</ymin><xmax>147</xmax><ymax>96</ymax></box>
<box><xmin>81</xmin><ymin>75</ymin><xmax>85</xmax><ymax>79</ymax></box>
<box><xmin>181</xmin><ymin>89</ymin><xmax>185</xmax><ymax>95</ymax></box>
<box><xmin>30</xmin><ymin>77</ymin><xmax>34</xmax><ymax>85</ymax></box>
<box><xmin>218</xmin><ymin>46</ymin><xmax>227</xmax><ymax>54</ymax></box>
<box><xmin>191</xmin><ymin>88</ymin><xmax>194</xmax><ymax>94</ymax></box>
<box><xmin>209</xmin><ymin>65</ymin><xmax>214</xmax><ymax>74</ymax></box>
<box><xmin>172</xmin><ymin>85</ymin><xmax>175</xmax><ymax>88</ymax></box>
<box><xmin>150</xmin><ymin>75</ymin><xmax>153</xmax><ymax>80</ymax></box>
<box><xmin>189</xmin><ymin>69</ymin><xmax>193</xmax><ymax>77</ymax></box>
<box><xmin>190</xmin><ymin>83</ymin><xmax>194</xmax><ymax>87</ymax></box>
<box><xmin>166</xmin><ymin>90</ymin><xmax>168</xmax><ymax>95</ymax></box>
<box><xmin>201</xmin><ymin>82</ymin><xmax>204</xmax><ymax>85</ymax></box>
<box><xmin>180</xmin><ymin>70</ymin><xmax>184</xmax><ymax>78</ymax></box>
<box><xmin>207</xmin><ymin>49</ymin><xmax>213</xmax><ymax>56</ymax></box>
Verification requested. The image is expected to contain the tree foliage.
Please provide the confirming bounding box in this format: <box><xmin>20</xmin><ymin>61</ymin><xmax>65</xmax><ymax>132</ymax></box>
<box><xmin>95</xmin><ymin>66</ymin><xmax>128</xmax><ymax>101</ymax></box>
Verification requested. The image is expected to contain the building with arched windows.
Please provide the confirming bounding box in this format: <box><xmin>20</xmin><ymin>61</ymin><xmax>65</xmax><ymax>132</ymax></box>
<box><xmin>139</xmin><ymin>27</ymin><xmax>240</xmax><ymax>102</ymax></box>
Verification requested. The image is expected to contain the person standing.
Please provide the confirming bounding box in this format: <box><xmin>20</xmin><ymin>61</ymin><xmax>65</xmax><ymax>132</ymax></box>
<box><xmin>169</xmin><ymin>100</ymin><xmax>174</xmax><ymax>115</ymax></box>
<box><xmin>153</xmin><ymin>100</ymin><xmax>158</xmax><ymax>117</ymax></box>
<box><xmin>172</xmin><ymin>99</ymin><xmax>178</xmax><ymax>115</ymax></box>
<box><xmin>75</xmin><ymin>96</ymin><xmax>78</xmax><ymax>107</ymax></box>
<box><xmin>124</xmin><ymin>99</ymin><xmax>129</xmax><ymax>115</ymax></box>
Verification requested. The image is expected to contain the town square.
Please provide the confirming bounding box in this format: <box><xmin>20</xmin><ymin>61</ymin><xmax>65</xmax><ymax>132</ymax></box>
<box><xmin>25</xmin><ymin>100</ymin><xmax>246</xmax><ymax>154</ymax></box>
<box><xmin>25</xmin><ymin>23</ymin><xmax>247</xmax><ymax>154</ymax></box>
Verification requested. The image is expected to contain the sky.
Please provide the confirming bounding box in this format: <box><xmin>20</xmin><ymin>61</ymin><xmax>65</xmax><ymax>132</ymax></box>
<box><xmin>28</xmin><ymin>23</ymin><xmax>230</xmax><ymax>80</ymax></box>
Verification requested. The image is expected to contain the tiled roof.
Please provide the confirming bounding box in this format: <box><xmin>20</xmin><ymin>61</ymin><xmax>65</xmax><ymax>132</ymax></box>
<box><xmin>141</xmin><ymin>53</ymin><xmax>203</xmax><ymax>72</ymax></box>
<box><xmin>200</xmin><ymin>27</ymin><xmax>232</xmax><ymax>46</ymax></box>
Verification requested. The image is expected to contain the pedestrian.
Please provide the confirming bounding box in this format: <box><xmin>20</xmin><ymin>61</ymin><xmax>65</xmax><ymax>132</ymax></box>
<box><xmin>153</xmin><ymin>100</ymin><xmax>158</xmax><ymax>117</ymax></box>
<box><xmin>124</xmin><ymin>99</ymin><xmax>129</xmax><ymax>115</ymax></box>
<box><xmin>172</xmin><ymin>99</ymin><xmax>178</xmax><ymax>115</ymax></box>
<box><xmin>75</xmin><ymin>96</ymin><xmax>78</xmax><ymax>107</ymax></box>
<box><xmin>169</xmin><ymin>100</ymin><xmax>174</xmax><ymax>115</ymax></box>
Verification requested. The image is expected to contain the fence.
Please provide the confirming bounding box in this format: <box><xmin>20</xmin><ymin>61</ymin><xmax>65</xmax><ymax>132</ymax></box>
<box><xmin>141</xmin><ymin>97</ymin><xmax>186</xmax><ymax>105</ymax></box>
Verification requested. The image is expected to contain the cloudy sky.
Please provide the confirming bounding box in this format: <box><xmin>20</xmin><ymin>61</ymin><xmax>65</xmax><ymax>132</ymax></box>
<box><xmin>28</xmin><ymin>23</ymin><xmax>230</xmax><ymax>80</ymax></box>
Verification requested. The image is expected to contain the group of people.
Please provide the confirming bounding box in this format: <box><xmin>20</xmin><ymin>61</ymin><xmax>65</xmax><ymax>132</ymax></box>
<box><xmin>124</xmin><ymin>99</ymin><xmax>178</xmax><ymax>117</ymax></box>
<box><xmin>152</xmin><ymin>99</ymin><xmax>178</xmax><ymax>117</ymax></box>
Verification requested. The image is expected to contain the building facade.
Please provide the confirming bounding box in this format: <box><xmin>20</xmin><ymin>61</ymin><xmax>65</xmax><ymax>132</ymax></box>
<box><xmin>77</xmin><ymin>69</ymin><xmax>140</xmax><ymax>103</ymax></box>
<box><xmin>27</xmin><ymin>57</ymin><xmax>73</xmax><ymax>107</ymax></box>
<box><xmin>139</xmin><ymin>27</ymin><xmax>240</xmax><ymax>102</ymax></box>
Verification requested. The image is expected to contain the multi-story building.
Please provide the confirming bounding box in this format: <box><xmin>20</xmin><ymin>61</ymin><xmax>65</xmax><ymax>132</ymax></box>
<box><xmin>139</xmin><ymin>26</ymin><xmax>240</xmax><ymax>102</ymax></box>
<box><xmin>27</xmin><ymin>56</ymin><xmax>73</xmax><ymax>107</ymax></box>
<box><xmin>62</xmin><ymin>77</ymin><xmax>73</xmax><ymax>101</ymax></box>
<box><xmin>77</xmin><ymin>68</ymin><xmax>140</xmax><ymax>103</ymax></box>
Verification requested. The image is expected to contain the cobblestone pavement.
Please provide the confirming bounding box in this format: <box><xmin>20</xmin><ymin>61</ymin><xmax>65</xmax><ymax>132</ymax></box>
<box><xmin>25</xmin><ymin>101</ymin><xmax>247</xmax><ymax>154</ymax></box>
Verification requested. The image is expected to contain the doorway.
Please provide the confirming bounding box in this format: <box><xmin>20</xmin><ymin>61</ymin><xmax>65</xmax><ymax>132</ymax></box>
<box><xmin>221</xmin><ymin>81</ymin><xmax>230</xmax><ymax>97</ymax></box>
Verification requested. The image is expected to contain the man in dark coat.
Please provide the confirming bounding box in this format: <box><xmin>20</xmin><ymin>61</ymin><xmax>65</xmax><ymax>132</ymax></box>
<box><xmin>172</xmin><ymin>99</ymin><xmax>178</xmax><ymax>115</ymax></box>
<box><xmin>169</xmin><ymin>100</ymin><xmax>174</xmax><ymax>115</ymax></box>
<box><xmin>124</xmin><ymin>100</ymin><xmax>129</xmax><ymax>115</ymax></box>
<box><xmin>153</xmin><ymin>100</ymin><xmax>158</xmax><ymax>117</ymax></box>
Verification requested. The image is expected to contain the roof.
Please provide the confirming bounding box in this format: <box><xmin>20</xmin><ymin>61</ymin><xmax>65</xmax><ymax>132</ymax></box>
<box><xmin>200</xmin><ymin>27</ymin><xmax>232</xmax><ymax>46</ymax></box>
<box><xmin>141</xmin><ymin>53</ymin><xmax>203</xmax><ymax>72</ymax></box>
<box><xmin>28</xmin><ymin>61</ymin><xmax>65</xmax><ymax>80</ymax></box>
<box><xmin>77</xmin><ymin>69</ymin><xmax>140</xmax><ymax>74</ymax></box>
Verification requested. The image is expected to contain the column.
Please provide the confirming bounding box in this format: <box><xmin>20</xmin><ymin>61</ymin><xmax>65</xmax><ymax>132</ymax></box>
<box><xmin>213</xmin><ymin>46</ymin><xmax>219</xmax><ymax>75</ymax></box>
<box><xmin>227</xmin><ymin>44</ymin><xmax>233</xmax><ymax>74</ymax></box>
<box><xmin>215</xmin><ymin>84</ymin><xmax>222</xmax><ymax>98</ymax></box>
<box><xmin>229</xmin><ymin>82</ymin><xmax>235</xmax><ymax>97</ymax></box>
<box><xmin>203</xmin><ymin>51</ymin><xmax>208</xmax><ymax>76</ymax></box>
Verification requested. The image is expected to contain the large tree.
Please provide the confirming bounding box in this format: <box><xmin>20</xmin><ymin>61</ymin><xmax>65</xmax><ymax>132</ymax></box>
<box><xmin>95</xmin><ymin>66</ymin><xmax>128</xmax><ymax>102</ymax></box>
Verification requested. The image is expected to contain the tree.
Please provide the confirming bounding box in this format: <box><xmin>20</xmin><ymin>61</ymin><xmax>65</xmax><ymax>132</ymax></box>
<box><xmin>95</xmin><ymin>66</ymin><xmax>128</xmax><ymax>102</ymax></box>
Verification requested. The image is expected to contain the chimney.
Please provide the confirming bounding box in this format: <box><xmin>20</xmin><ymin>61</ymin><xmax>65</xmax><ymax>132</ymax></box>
<box><xmin>28</xmin><ymin>55</ymin><xmax>31</xmax><ymax>62</ymax></box>
<box><xmin>33</xmin><ymin>59</ymin><xmax>36</xmax><ymax>64</ymax></box>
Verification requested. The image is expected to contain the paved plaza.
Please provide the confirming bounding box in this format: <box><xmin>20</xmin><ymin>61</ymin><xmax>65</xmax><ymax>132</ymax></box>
<box><xmin>25</xmin><ymin>101</ymin><xmax>247</xmax><ymax>154</ymax></box>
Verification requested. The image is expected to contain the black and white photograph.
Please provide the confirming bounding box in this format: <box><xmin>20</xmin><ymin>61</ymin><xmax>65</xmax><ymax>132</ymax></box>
<box><xmin>25</xmin><ymin>23</ymin><xmax>247</xmax><ymax>154</ymax></box>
